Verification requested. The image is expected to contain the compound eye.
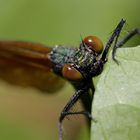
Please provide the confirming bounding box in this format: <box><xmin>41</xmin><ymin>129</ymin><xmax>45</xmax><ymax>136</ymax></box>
<box><xmin>62</xmin><ymin>64</ymin><xmax>83</xmax><ymax>81</ymax></box>
<box><xmin>83</xmin><ymin>35</ymin><xmax>103</xmax><ymax>54</ymax></box>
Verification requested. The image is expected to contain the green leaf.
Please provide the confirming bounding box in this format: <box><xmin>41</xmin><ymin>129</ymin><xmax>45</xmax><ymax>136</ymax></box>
<box><xmin>91</xmin><ymin>46</ymin><xmax>140</xmax><ymax>140</ymax></box>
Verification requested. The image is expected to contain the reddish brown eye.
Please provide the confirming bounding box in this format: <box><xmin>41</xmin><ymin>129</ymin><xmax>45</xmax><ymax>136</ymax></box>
<box><xmin>83</xmin><ymin>35</ymin><xmax>103</xmax><ymax>54</ymax></box>
<box><xmin>62</xmin><ymin>64</ymin><xmax>83</xmax><ymax>81</ymax></box>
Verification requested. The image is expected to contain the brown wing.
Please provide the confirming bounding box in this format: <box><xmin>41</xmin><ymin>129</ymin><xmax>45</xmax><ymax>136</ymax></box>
<box><xmin>0</xmin><ymin>41</ymin><xmax>65</xmax><ymax>93</ymax></box>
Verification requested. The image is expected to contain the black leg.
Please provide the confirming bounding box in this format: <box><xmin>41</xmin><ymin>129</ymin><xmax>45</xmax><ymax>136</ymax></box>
<box><xmin>90</xmin><ymin>79</ymin><xmax>95</xmax><ymax>100</ymax></box>
<box><xmin>80</xmin><ymin>79</ymin><xmax>94</xmax><ymax>116</ymax></box>
<box><xmin>59</xmin><ymin>111</ymin><xmax>93</xmax><ymax>119</ymax></box>
<box><xmin>58</xmin><ymin>88</ymin><xmax>91</xmax><ymax>140</ymax></box>
<box><xmin>112</xmin><ymin>28</ymin><xmax>140</xmax><ymax>61</ymax></box>
<box><xmin>101</xmin><ymin>19</ymin><xmax>126</xmax><ymax>62</ymax></box>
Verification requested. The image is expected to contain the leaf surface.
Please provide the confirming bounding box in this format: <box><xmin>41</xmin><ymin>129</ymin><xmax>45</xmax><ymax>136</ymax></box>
<box><xmin>91</xmin><ymin>46</ymin><xmax>140</xmax><ymax>140</ymax></box>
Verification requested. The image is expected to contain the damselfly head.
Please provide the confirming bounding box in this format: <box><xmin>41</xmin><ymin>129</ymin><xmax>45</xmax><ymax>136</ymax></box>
<box><xmin>83</xmin><ymin>36</ymin><xmax>103</xmax><ymax>54</ymax></box>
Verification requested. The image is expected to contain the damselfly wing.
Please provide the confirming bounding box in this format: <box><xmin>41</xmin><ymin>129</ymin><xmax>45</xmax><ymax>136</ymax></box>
<box><xmin>0</xmin><ymin>41</ymin><xmax>65</xmax><ymax>93</ymax></box>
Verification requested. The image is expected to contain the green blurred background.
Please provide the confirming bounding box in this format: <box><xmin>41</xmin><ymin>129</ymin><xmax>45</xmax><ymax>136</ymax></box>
<box><xmin>0</xmin><ymin>0</ymin><xmax>139</xmax><ymax>140</ymax></box>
